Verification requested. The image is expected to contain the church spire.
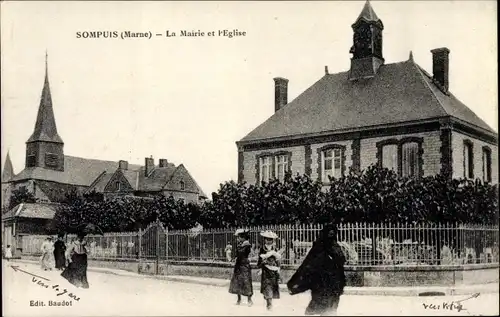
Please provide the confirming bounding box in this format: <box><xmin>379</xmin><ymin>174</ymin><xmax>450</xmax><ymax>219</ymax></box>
<box><xmin>26</xmin><ymin>52</ymin><xmax>63</xmax><ymax>144</ymax></box>
<box><xmin>2</xmin><ymin>151</ymin><xmax>14</xmax><ymax>182</ymax></box>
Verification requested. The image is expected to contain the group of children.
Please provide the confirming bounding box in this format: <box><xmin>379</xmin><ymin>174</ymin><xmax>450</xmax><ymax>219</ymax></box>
<box><xmin>228</xmin><ymin>229</ymin><xmax>282</xmax><ymax>310</ymax></box>
<box><xmin>228</xmin><ymin>225</ymin><xmax>346</xmax><ymax>315</ymax></box>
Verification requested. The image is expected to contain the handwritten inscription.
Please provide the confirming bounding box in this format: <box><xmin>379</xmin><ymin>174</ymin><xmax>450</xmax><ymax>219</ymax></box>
<box><xmin>422</xmin><ymin>301</ymin><xmax>466</xmax><ymax>312</ymax></box>
<box><xmin>31</xmin><ymin>277</ymin><xmax>80</xmax><ymax>302</ymax></box>
<box><xmin>422</xmin><ymin>293</ymin><xmax>481</xmax><ymax>313</ymax></box>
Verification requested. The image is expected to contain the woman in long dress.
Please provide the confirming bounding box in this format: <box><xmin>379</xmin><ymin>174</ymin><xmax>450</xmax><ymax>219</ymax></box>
<box><xmin>287</xmin><ymin>224</ymin><xmax>346</xmax><ymax>316</ymax></box>
<box><xmin>258</xmin><ymin>230</ymin><xmax>281</xmax><ymax>311</ymax></box>
<box><xmin>61</xmin><ymin>232</ymin><xmax>89</xmax><ymax>288</ymax></box>
<box><xmin>53</xmin><ymin>234</ymin><xmax>67</xmax><ymax>270</ymax></box>
<box><xmin>40</xmin><ymin>237</ymin><xmax>53</xmax><ymax>271</ymax></box>
<box><xmin>228</xmin><ymin>229</ymin><xmax>253</xmax><ymax>306</ymax></box>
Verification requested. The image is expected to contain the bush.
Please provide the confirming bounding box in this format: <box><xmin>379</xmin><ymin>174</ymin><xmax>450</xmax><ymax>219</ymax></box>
<box><xmin>51</xmin><ymin>165</ymin><xmax>498</xmax><ymax>233</ymax></box>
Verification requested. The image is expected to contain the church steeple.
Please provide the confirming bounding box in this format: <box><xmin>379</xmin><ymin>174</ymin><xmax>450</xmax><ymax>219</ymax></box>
<box><xmin>25</xmin><ymin>53</ymin><xmax>65</xmax><ymax>171</ymax></box>
<box><xmin>2</xmin><ymin>151</ymin><xmax>14</xmax><ymax>182</ymax></box>
<box><xmin>348</xmin><ymin>0</ymin><xmax>385</xmax><ymax>80</ymax></box>
<box><xmin>27</xmin><ymin>52</ymin><xmax>63</xmax><ymax>144</ymax></box>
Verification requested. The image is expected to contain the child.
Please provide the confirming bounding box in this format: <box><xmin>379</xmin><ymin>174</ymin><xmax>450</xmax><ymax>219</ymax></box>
<box><xmin>258</xmin><ymin>230</ymin><xmax>281</xmax><ymax>310</ymax></box>
<box><xmin>5</xmin><ymin>245</ymin><xmax>13</xmax><ymax>261</ymax></box>
<box><xmin>225</xmin><ymin>243</ymin><xmax>233</xmax><ymax>262</ymax></box>
<box><xmin>228</xmin><ymin>229</ymin><xmax>253</xmax><ymax>306</ymax></box>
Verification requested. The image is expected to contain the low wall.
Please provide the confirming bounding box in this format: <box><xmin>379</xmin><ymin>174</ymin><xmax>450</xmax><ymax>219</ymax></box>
<box><xmin>138</xmin><ymin>260</ymin><xmax>499</xmax><ymax>287</ymax></box>
<box><xmin>21</xmin><ymin>255</ymin><xmax>498</xmax><ymax>287</ymax></box>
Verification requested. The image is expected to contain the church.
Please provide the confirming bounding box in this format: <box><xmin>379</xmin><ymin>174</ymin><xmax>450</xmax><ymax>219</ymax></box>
<box><xmin>1</xmin><ymin>55</ymin><xmax>207</xmax><ymax>250</ymax></box>
<box><xmin>236</xmin><ymin>1</ymin><xmax>497</xmax><ymax>186</ymax></box>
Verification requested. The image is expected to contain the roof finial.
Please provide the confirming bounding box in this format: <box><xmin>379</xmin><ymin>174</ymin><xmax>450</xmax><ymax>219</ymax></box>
<box><xmin>325</xmin><ymin>66</ymin><xmax>329</xmax><ymax>75</ymax></box>
<box><xmin>409</xmin><ymin>50</ymin><xmax>414</xmax><ymax>61</ymax></box>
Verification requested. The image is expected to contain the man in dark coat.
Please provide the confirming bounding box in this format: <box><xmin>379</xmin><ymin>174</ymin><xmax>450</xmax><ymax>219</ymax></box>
<box><xmin>287</xmin><ymin>224</ymin><xmax>346</xmax><ymax>316</ymax></box>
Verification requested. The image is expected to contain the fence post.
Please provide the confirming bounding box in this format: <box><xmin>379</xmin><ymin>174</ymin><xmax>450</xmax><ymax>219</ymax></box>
<box><xmin>156</xmin><ymin>221</ymin><xmax>160</xmax><ymax>275</ymax></box>
<box><xmin>165</xmin><ymin>227</ymin><xmax>169</xmax><ymax>276</ymax></box>
<box><xmin>138</xmin><ymin>228</ymin><xmax>142</xmax><ymax>260</ymax></box>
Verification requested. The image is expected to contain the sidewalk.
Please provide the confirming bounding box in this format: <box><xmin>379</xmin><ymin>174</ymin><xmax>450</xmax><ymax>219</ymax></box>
<box><xmin>11</xmin><ymin>259</ymin><xmax>499</xmax><ymax>297</ymax></box>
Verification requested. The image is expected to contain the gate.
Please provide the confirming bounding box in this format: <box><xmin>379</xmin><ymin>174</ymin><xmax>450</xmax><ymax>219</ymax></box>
<box><xmin>139</xmin><ymin>220</ymin><xmax>168</xmax><ymax>275</ymax></box>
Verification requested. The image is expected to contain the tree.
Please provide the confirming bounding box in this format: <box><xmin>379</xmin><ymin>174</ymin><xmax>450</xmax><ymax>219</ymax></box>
<box><xmin>9</xmin><ymin>187</ymin><xmax>37</xmax><ymax>210</ymax></box>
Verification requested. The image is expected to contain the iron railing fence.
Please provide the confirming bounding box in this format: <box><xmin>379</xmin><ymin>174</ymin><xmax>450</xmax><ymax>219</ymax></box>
<box><xmin>20</xmin><ymin>223</ymin><xmax>499</xmax><ymax>267</ymax></box>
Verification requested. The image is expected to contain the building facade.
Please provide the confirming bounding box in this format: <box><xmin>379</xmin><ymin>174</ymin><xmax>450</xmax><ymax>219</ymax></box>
<box><xmin>236</xmin><ymin>1</ymin><xmax>498</xmax><ymax>186</ymax></box>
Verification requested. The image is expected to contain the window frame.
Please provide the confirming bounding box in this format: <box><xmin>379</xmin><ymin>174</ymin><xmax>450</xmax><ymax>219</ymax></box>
<box><xmin>482</xmin><ymin>146</ymin><xmax>492</xmax><ymax>183</ymax></box>
<box><xmin>376</xmin><ymin>137</ymin><xmax>424</xmax><ymax>179</ymax></box>
<box><xmin>316</xmin><ymin>144</ymin><xmax>346</xmax><ymax>183</ymax></box>
<box><xmin>180</xmin><ymin>181</ymin><xmax>185</xmax><ymax>191</ymax></box>
<box><xmin>275</xmin><ymin>154</ymin><xmax>289</xmax><ymax>182</ymax></box>
<box><xmin>259</xmin><ymin>156</ymin><xmax>272</xmax><ymax>183</ymax></box>
<box><xmin>463</xmin><ymin>140</ymin><xmax>474</xmax><ymax>179</ymax></box>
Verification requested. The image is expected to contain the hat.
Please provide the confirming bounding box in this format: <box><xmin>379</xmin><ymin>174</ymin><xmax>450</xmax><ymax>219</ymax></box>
<box><xmin>260</xmin><ymin>230</ymin><xmax>278</xmax><ymax>239</ymax></box>
<box><xmin>234</xmin><ymin>229</ymin><xmax>250</xmax><ymax>236</ymax></box>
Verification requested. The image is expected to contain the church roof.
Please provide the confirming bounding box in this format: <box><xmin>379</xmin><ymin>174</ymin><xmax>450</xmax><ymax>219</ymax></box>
<box><xmin>9</xmin><ymin>155</ymin><xmax>141</xmax><ymax>186</ymax></box>
<box><xmin>27</xmin><ymin>55</ymin><xmax>63</xmax><ymax>144</ymax></box>
<box><xmin>239</xmin><ymin>59</ymin><xmax>496</xmax><ymax>144</ymax></box>
<box><xmin>2</xmin><ymin>151</ymin><xmax>14</xmax><ymax>182</ymax></box>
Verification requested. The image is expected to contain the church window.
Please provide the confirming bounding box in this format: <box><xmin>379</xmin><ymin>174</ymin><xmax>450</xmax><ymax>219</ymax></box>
<box><xmin>45</xmin><ymin>153</ymin><xmax>59</xmax><ymax>168</ymax></box>
<box><xmin>26</xmin><ymin>154</ymin><xmax>36</xmax><ymax>167</ymax></box>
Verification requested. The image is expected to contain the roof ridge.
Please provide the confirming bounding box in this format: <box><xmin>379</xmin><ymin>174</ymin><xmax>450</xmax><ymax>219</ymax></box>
<box><xmin>162</xmin><ymin>165</ymin><xmax>181</xmax><ymax>190</ymax></box>
<box><xmin>409</xmin><ymin>60</ymin><xmax>450</xmax><ymax>117</ymax></box>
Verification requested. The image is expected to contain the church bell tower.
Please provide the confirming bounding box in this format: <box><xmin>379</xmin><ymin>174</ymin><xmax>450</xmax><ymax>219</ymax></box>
<box><xmin>25</xmin><ymin>52</ymin><xmax>65</xmax><ymax>171</ymax></box>
<box><xmin>348</xmin><ymin>0</ymin><xmax>385</xmax><ymax>80</ymax></box>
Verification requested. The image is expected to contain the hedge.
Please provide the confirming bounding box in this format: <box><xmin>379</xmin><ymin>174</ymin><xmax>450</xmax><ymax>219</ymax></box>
<box><xmin>48</xmin><ymin>165</ymin><xmax>498</xmax><ymax>233</ymax></box>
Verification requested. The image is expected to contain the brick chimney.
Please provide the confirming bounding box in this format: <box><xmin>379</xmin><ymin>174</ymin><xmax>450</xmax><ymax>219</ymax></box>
<box><xmin>273</xmin><ymin>77</ymin><xmax>288</xmax><ymax>112</ymax></box>
<box><xmin>431</xmin><ymin>47</ymin><xmax>450</xmax><ymax>94</ymax></box>
<box><xmin>145</xmin><ymin>156</ymin><xmax>154</xmax><ymax>176</ymax></box>
<box><xmin>118</xmin><ymin>160</ymin><xmax>128</xmax><ymax>170</ymax></box>
<box><xmin>159</xmin><ymin>159</ymin><xmax>168</xmax><ymax>168</ymax></box>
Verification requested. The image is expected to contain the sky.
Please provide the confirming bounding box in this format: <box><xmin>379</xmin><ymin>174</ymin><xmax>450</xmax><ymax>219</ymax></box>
<box><xmin>1</xmin><ymin>1</ymin><xmax>497</xmax><ymax>197</ymax></box>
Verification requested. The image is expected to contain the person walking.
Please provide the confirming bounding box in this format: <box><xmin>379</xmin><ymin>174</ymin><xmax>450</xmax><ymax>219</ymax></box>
<box><xmin>4</xmin><ymin>245</ymin><xmax>13</xmax><ymax>261</ymax></box>
<box><xmin>53</xmin><ymin>234</ymin><xmax>67</xmax><ymax>270</ymax></box>
<box><xmin>228</xmin><ymin>229</ymin><xmax>253</xmax><ymax>306</ymax></box>
<box><xmin>287</xmin><ymin>224</ymin><xmax>346</xmax><ymax>316</ymax></box>
<box><xmin>258</xmin><ymin>230</ymin><xmax>281</xmax><ymax>311</ymax></box>
<box><xmin>40</xmin><ymin>237</ymin><xmax>53</xmax><ymax>271</ymax></box>
<box><xmin>61</xmin><ymin>232</ymin><xmax>89</xmax><ymax>288</ymax></box>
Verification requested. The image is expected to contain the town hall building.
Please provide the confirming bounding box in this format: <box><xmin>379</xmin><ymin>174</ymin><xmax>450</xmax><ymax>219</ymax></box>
<box><xmin>236</xmin><ymin>1</ymin><xmax>498</xmax><ymax>186</ymax></box>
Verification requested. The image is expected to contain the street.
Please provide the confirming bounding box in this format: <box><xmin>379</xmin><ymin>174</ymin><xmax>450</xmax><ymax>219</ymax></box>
<box><xmin>2</xmin><ymin>260</ymin><xmax>498</xmax><ymax>316</ymax></box>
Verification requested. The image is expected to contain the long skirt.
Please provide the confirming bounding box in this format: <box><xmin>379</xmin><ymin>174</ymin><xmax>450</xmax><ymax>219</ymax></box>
<box><xmin>260</xmin><ymin>267</ymin><xmax>280</xmax><ymax>300</ymax></box>
<box><xmin>305</xmin><ymin>289</ymin><xmax>341</xmax><ymax>315</ymax></box>
<box><xmin>61</xmin><ymin>253</ymin><xmax>89</xmax><ymax>289</ymax></box>
<box><xmin>40</xmin><ymin>252</ymin><xmax>52</xmax><ymax>270</ymax></box>
<box><xmin>229</xmin><ymin>262</ymin><xmax>253</xmax><ymax>297</ymax></box>
<box><xmin>54</xmin><ymin>250</ymin><xmax>66</xmax><ymax>270</ymax></box>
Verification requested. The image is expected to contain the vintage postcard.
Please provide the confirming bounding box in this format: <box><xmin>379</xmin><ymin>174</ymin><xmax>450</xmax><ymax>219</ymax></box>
<box><xmin>1</xmin><ymin>1</ymin><xmax>498</xmax><ymax>316</ymax></box>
